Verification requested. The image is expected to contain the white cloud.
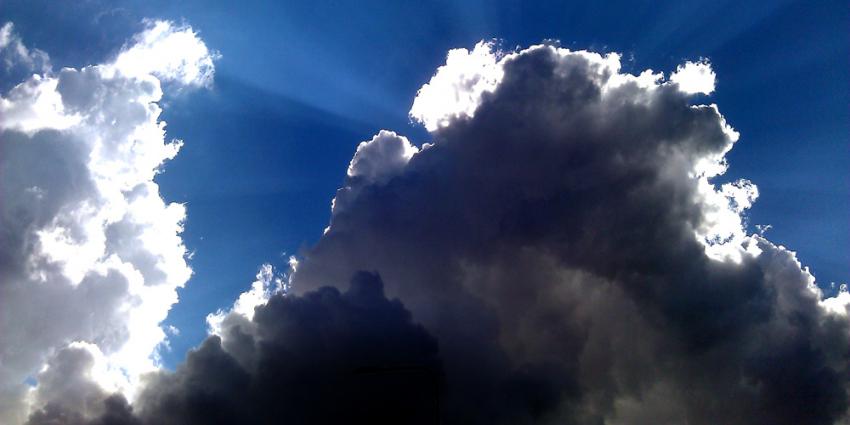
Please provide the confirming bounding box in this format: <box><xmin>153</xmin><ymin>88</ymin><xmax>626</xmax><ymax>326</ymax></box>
<box><xmin>110</xmin><ymin>20</ymin><xmax>218</xmax><ymax>87</ymax></box>
<box><xmin>0</xmin><ymin>21</ymin><xmax>216</xmax><ymax>423</ymax></box>
<box><xmin>207</xmin><ymin>263</ymin><xmax>287</xmax><ymax>335</ymax></box>
<box><xmin>822</xmin><ymin>284</ymin><xmax>850</xmax><ymax>315</ymax></box>
<box><xmin>409</xmin><ymin>41</ymin><xmax>504</xmax><ymax>131</ymax></box>
<box><xmin>0</xmin><ymin>22</ymin><xmax>50</xmax><ymax>77</ymax></box>
<box><xmin>0</xmin><ymin>75</ymin><xmax>80</xmax><ymax>134</ymax></box>
<box><xmin>346</xmin><ymin>130</ymin><xmax>419</xmax><ymax>184</ymax></box>
<box><xmin>695</xmin><ymin>177</ymin><xmax>760</xmax><ymax>263</ymax></box>
<box><xmin>411</xmin><ymin>44</ymin><xmax>719</xmax><ymax>134</ymax></box>
<box><xmin>669</xmin><ymin>59</ymin><xmax>716</xmax><ymax>95</ymax></box>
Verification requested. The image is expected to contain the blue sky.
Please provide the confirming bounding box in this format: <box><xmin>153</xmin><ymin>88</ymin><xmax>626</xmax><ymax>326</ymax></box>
<box><xmin>4</xmin><ymin>0</ymin><xmax>847</xmax><ymax>371</ymax></box>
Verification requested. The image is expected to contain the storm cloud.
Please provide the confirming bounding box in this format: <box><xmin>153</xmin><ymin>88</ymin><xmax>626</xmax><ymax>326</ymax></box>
<box><xmin>287</xmin><ymin>43</ymin><xmax>850</xmax><ymax>424</ymax></box>
<box><xmin>8</xmin><ymin>35</ymin><xmax>850</xmax><ymax>424</ymax></box>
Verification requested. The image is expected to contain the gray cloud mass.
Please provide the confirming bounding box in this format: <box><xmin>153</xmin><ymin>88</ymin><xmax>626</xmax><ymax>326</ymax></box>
<box><xmin>288</xmin><ymin>45</ymin><xmax>850</xmax><ymax>424</ymax></box>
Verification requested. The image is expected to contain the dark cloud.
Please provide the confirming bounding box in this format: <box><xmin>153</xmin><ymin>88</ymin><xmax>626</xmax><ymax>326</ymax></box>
<box><xmin>126</xmin><ymin>272</ymin><xmax>438</xmax><ymax>425</ymax></box>
<box><xmin>287</xmin><ymin>45</ymin><xmax>850</xmax><ymax>424</ymax></box>
<box><xmin>30</xmin><ymin>43</ymin><xmax>850</xmax><ymax>424</ymax></box>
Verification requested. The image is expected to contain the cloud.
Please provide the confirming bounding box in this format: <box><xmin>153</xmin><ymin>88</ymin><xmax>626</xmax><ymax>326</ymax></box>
<box><xmin>24</xmin><ymin>273</ymin><xmax>439</xmax><ymax>425</ymax></box>
<box><xmin>0</xmin><ymin>22</ymin><xmax>51</xmax><ymax>91</ymax></box>
<box><xmin>128</xmin><ymin>273</ymin><xmax>438</xmax><ymax>425</ymax></box>
<box><xmin>330</xmin><ymin>130</ymin><xmax>420</xmax><ymax>218</ymax></box>
<box><xmin>110</xmin><ymin>20</ymin><xmax>218</xmax><ymax>87</ymax></box>
<box><xmin>288</xmin><ymin>43</ymin><xmax>850</xmax><ymax>423</ymax></box>
<box><xmin>409</xmin><ymin>41</ymin><xmax>504</xmax><ymax>131</ymax></box>
<box><xmin>347</xmin><ymin>130</ymin><xmax>420</xmax><ymax>185</ymax></box>
<box><xmin>205</xmin><ymin>263</ymin><xmax>288</xmax><ymax>335</ymax></box>
<box><xmin>0</xmin><ymin>20</ymin><xmax>216</xmax><ymax>423</ymax></box>
<box><xmin>9</xmin><ymin>34</ymin><xmax>849</xmax><ymax>424</ymax></box>
<box><xmin>669</xmin><ymin>59</ymin><xmax>716</xmax><ymax>95</ymax></box>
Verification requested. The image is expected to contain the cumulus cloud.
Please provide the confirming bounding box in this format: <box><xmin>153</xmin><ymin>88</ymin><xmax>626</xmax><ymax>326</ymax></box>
<box><xmin>9</xmin><ymin>33</ymin><xmax>849</xmax><ymax>425</ymax></box>
<box><xmin>0</xmin><ymin>20</ymin><xmax>215</xmax><ymax>423</ymax></box>
<box><xmin>288</xmin><ymin>43</ymin><xmax>850</xmax><ymax>424</ymax></box>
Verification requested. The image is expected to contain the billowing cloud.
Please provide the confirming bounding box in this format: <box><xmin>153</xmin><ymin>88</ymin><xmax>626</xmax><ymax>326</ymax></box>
<box><xmin>288</xmin><ymin>43</ymin><xmax>850</xmax><ymax>424</ymax></box>
<box><xmin>0</xmin><ymin>21</ymin><xmax>216</xmax><ymax>423</ymax></box>
<box><xmin>10</xmin><ymin>35</ymin><xmax>850</xmax><ymax>425</ymax></box>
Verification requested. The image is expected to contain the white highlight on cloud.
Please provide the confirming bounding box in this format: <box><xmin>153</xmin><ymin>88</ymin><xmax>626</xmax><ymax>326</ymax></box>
<box><xmin>347</xmin><ymin>130</ymin><xmax>419</xmax><ymax>184</ymax></box>
<box><xmin>327</xmin><ymin>130</ymin><xmax>420</xmax><ymax>224</ymax></box>
<box><xmin>696</xmin><ymin>177</ymin><xmax>759</xmax><ymax>262</ymax></box>
<box><xmin>0</xmin><ymin>20</ymin><xmax>216</xmax><ymax>423</ymax></box>
<box><xmin>409</xmin><ymin>41</ymin><xmax>504</xmax><ymax>131</ymax></box>
<box><xmin>822</xmin><ymin>284</ymin><xmax>850</xmax><ymax>315</ymax></box>
<box><xmin>206</xmin><ymin>263</ymin><xmax>289</xmax><ymax>335</ymax></box>
<box><xmin>670</xmin><ymin>59</ymin><xmax>716</xmax><ymax>95</ymax></box>
<box><xmin>410</xmin><ymin>43</ymin><xmax>719</xmax><ymax>131</ymax></box>
<box><xmin>110</xmin><ymin>20</ymin><xmax>218</xmax><ymax>87</ymax></box>
<box><xmin>0</xmin><ymin>75</ymin><xmax>80</xmax><ymax>133</ymax></box>
<box><xmin>408</xmin><ymin>42</ymin><xmax>761</xmax><ymax>263</ymax></box>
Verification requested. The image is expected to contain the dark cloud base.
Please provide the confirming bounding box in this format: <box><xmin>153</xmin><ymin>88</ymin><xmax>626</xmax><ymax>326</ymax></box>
<box><xmin>29</xmin><ymin>273</ymin><xmax>441</xmax><ymax>425</ymax></box>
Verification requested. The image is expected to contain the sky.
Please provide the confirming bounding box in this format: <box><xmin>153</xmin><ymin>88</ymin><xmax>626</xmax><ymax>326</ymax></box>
<box><xmin>0</xmin><ymin>1</ymin><xmax>848</xmax><ymax>424</ymax></box>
